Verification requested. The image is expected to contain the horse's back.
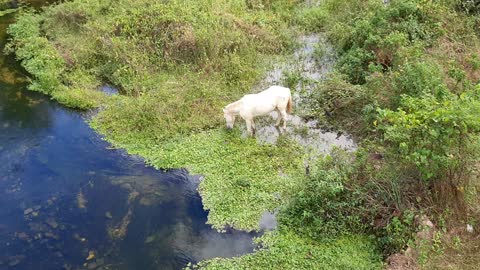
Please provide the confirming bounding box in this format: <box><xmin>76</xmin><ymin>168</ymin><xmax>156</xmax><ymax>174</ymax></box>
<box><xmin>259</xmin><ymin>85</ymin><xmax>291</xmax><ymax>98</ymax></box>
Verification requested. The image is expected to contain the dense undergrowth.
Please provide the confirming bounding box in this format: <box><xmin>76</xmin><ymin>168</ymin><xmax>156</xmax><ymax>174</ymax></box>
<box><xmin>6</xmin><ymin>0</ymin><xmax>480</xmax><ymax>269</ymax></box>
<box><xmin>295</xmin><ymin>0</ymin><xmax>480</xmax><ymax>268</ymax></box>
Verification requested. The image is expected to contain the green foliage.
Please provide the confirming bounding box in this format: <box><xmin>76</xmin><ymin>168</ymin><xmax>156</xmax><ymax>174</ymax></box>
<box><xmin>53</xmin><ymin>88</ymin><xmax>107</xmax><ymax>110</ymax></box>
<box><xmin>295</xmin><ymin>6</ymin><xmax>328</xmax><ymax>32</ymax></box>
<box><xmin>302</xmin><ymin>74</ymin><xmax>369</xmax><ymax>132</ymax></box>
<box><xmin>454</xmin><ymin>0</ymin><xmax>480</xmax><ymax>15</ymax></box>
<box><xmin>335</xmin><ymin>0</ymin><xmax>443</xmax><ymax>84</ymax></box>
<box><xmin>282</xmin><ymin>69</ymin><xmax>303</xmax><ymax>89</ymax></box>
<box><xmin>378</xmin><ymin>211</ymin><xmax>416</xmax><ymax>255</ymax></box>
<box><xmin>377</xmin><ymin>87</ymin><xmax>480</xmax><ymax>181</ymax></box>
<box><xmin>391</xmin><ymin>60</ymin><xmax>449</xmax><ymax>105</ymax></box>
<box><xmin>0</xmin><ymin>0</ymin><xmax>10</xmax><ymax>10</ymax></box>
<box><xmin>280</xmin><ymin>150</ymin><xmax>368</xmax><ymax>239</ymax></box>
<box><xmin>6</xmin><ymin>11</ymin><xmax>66</xmax><ymax>94</ymax></box>
<box><xmin>8</xmin><ymin>0</ymin><xmax>296</xmax><ymax>110</ymax></box>
<box><xmin>194</xmin><ymin>230</ymin><xmax>382</xmax><ymax>270</ymax></box>
<box><xmin>337</xmin><ymin>47</ymin><xmax>376</xmax><ymax>85</ymax></box>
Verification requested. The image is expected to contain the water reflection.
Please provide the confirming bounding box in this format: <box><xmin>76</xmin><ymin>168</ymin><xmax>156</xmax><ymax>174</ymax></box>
<box><xmin>0</xmin><ymin>6</ymin><xmax>254</xmax><ymax>270</ymax></box>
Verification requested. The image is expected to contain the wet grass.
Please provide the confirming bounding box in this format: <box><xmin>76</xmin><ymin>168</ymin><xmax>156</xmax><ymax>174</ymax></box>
<box><xmin>194</xmin><ymin>230</ymin><xmax>383</xmax><ymax>270</ymax></box>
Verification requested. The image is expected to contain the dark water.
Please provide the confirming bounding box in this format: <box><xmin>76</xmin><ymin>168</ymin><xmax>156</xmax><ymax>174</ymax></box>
<box><xmin>0</xmin><ymin>5</ymin><xmax>254</xmax><ymax>270</ymax></box>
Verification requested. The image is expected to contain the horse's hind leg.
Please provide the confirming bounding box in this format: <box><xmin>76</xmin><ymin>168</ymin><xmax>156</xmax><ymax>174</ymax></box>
<box><xmin>275</xmin><ymin>109</ymin><xmax>282</xmax><ymax>127</ymax></box>
<box><xmin>280</xmin><ymin>109</ymin><xmax>288</xmax><ymax>129</ymax></box>
<box><xmin>251</xmin><ymin>118</ymin><xmax>256</xmax><ymax>136</ymax></box>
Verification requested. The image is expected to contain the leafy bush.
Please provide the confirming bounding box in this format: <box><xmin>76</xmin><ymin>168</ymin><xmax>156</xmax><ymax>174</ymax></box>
<box><xmin>454</xmin><ymin>0</ymin><xmax>480</xmax><ymax>15</ymax></box>
<box><xmin>280</xmin><ymin>148</ymin><xmax>422</xmax><ymax>255</ymax></box>
<box><xmin>335</xmin><ymin>0</ymin><xmax>443</xmax><ymax>84</ymax></box>
<box><xmin>390</xmin><ymin>60</ymin><xmax>449</xmax><ymax>106</ymax></box>
<box><xmin>302</xmin><ymin>74</ymin><xmax>369</xmax><ymax>132</ymax></box>
<box><xmin>377</xmin><ymin>86</ymin><xmax>480</xmax><ymax>181</ymax></box>
<box><xmin>378</xmin><ymin>211</ymin><xmax>416</xmax><ymax>255</ymax></box>
<box><xmin>280</xmin><ymin>150</ymin><xmax>368</xmax><ymax>239</ymax></box>
<box><xmin>5</xmin><ymin>11</ymin><xmax>66</xmax><ymax>94</ymax></box>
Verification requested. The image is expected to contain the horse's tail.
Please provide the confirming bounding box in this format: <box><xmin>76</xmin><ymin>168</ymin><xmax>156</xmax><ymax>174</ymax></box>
<box><xmin>287</xmin><ymin>94</ymin><xmax>293</xmax><ymax>113</ymax></box>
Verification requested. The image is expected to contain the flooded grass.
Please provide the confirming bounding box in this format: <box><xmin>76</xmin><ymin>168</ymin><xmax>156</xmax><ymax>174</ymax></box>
<box><xmin>244</xmin><ymin>34</ymin><xmax>356</xmax><ymax>160</ymax></box>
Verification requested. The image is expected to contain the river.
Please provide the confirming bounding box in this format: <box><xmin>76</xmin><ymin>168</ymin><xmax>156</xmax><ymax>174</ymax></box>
<box><xmin>0</xmin><ymin>3</ymin><xmax>254</xmax><ymax>270</ymax></box>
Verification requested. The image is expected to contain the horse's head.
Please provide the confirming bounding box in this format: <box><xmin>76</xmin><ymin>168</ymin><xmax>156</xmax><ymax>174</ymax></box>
<box><xmin>223</xmin><ymin>109</ymin><xmax>235</xmax><ymax>129</ymax></box>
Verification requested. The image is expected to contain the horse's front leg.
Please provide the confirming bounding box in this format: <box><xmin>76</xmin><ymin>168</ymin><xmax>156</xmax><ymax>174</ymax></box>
<box><xmin>245</xmin><ymin>119</ymin><xmax>254</xmax><ymax>137</ymax></box>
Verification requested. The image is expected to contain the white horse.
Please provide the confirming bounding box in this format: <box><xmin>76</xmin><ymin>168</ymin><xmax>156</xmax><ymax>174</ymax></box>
<box><xmin>223</xmin><ymin>86</ymin><xmax>293</xmax><ymax>136</ymax></box>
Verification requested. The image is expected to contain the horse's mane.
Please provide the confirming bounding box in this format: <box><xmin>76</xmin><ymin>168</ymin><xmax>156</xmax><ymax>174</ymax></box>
<box><xmin>225</xmin><ymin>100</ymin><xmax>242</xmax><ymax>111</ymax></box>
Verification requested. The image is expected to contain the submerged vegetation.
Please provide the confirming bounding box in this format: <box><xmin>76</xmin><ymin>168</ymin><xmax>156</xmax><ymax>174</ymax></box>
<box><xmin>6</xmin><ymin>0</ymin><xmax>480</xmax><ymax>269</ymax></box>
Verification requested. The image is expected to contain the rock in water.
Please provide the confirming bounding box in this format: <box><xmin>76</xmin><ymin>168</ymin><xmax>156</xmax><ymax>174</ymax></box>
<box><xmin>86</xmin><ymin>250</ymin><xmax>95</xmax><ymax>261</ymax></box>
<box><xmin>45</xmin><ymin>218</ymin><xmax>59</xmax><ymax>229</ymax></box>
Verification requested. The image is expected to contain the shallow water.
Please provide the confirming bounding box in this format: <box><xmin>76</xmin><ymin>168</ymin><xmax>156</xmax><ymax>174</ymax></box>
<box><xmin>248</xmin><ymin>34</ymin><xmax>356</xmax><ymax>155</ymax></box>
<box><xmin>0</xmin><ymin>4</ymin><xmax>253</xmax><ymax>270</ymax></box>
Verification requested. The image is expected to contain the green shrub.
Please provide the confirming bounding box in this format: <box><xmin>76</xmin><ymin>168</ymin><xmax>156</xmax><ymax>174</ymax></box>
<box><xmin>302</xmin><ymin>74</ymin><xmax>369</xmax><ymax>132</ymax></box>
<box><xmin>454</xmin><ymin>0</ymin><xmax>480</xmax><ymax>15</ymax></box>
<box><xmin>377</xmin><ymin>86</ymin><xmax>480</xmax><ymax>181</ymax></box>
<box><xmin>391</xmin><ymin>60</ymin><xmax>449</xmax><ymax>104</ymax></box>
<box><xmin>280</xmin><ymin>150</ymin><xmax>368</xmax><ymax>239</ymax></box>
<box><xmin>280</xmin><ymin>147</ymin><xmax>421</xmax><ymax>255</ymax></box>
<box><xmin>378</xmin><ymin>211</ymin><xmax>416</xmax><ymax>255</ymax></box>
<box><xmin>335</xmin><ymin>0</ymin><xmax>443</xmax><ymax>84</ymax></box>
<box><xmin>296</xmin><ymin>7</ymin><xmax>328</xmax><ymax>32</ymax></box>
<box><xmin>6</xmin><ymin>11</ymin><xmax>66</xmax><ymax>94</ymax></box>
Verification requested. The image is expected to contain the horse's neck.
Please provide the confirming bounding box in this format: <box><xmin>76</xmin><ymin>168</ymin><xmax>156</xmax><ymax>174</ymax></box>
<box><xmin>226</xmin><ymin>100</ymin><xmax>242</xmax><ymax>114</ymax></box>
